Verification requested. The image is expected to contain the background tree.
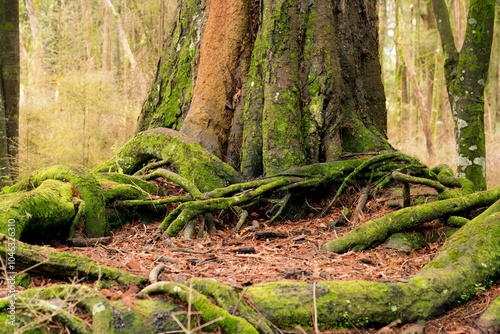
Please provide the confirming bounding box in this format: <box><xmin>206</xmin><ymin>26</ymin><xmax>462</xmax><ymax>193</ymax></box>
<box><xmin>17</xmin><ymin>0</ymin><xmax>164</xmax><ymax>174</ymax></box>
<box><xmin>380</xmin><ymin>0</ymin><xmax>500</xmax><ymax>189</ymax></box>
<box><xmin>0</xmin><ymin>0</ymin><xmax>20</xmax><ymax>186</ymax></box>
<box><xmin>432</xmin><ymin>0</ymin><xmax>494</xmax><ymax>190</ymax></box>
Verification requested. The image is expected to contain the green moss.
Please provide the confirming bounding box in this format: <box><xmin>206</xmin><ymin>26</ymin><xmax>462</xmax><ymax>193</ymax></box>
<box><xmin>139</xmin><ymin>282</ymin><xmax>259</xmax><ymax>333</ymax></box>
<box><xmin>323</xmin><ymin>187</ymin><xmax>500</xmax><ymax>253</ymax></box>
<box><xmin>15</xmin><ymin>273</ymin><xmax>31</xmax><ymax>288</ymax></box>
<box><xmin>111</xmin><ymin>299</ymin><xmax>185</xmax><ymax>333</ymax></box>
<box><xmin>138</xmin><ymin>1</ymin><xmax>203</xmax><ymax>131</ymax></box>
<box><xmin>385</xmin><ymin>232</ymin><xmax>427</xmax><ymax>252</ymax></box>
<box><xmin>0</xmin><ymin>237</ymin><xmax>148</xmax><ymax>286</ymax></box>
<box><xmin>8</xmin><ymin>166</ymin><xmax>107</xmax><ymax>238</ymax></box>
<box><xmin>341</xmin><ymin>113</ymin><xmax>392</xmax><ymax>153</ymax></box>
<box><xmin>97</xmin><ymin>129</ymin><xmax>241</xmax><ymax>192</ymax></box>
<box><xmin>188</xmin><ymin>278</ymin><xmax>275</xmax><ymax>333</ymax></box>
<box><xmin>98</xmin><ymin>173</ymin><xmax>158</xmax><ymax>195</ymax></box>
<box><xmin>0</xmin><ymin>179</ymin><xmax>75</xmax><ymax>242</ymax></box>
<box><xmin>443</xmin><ymin>0</ymin><xmax>494</xmax><ymax>191</ymax></box>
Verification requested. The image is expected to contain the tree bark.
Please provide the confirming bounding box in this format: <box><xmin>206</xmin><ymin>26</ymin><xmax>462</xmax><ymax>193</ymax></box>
<box><xmin>137</xmin><ymin>0</ymin><xmax>206</xmax><ymax>132</ymax></box>
<box><xmin>138</xmin><ymin>0</ymin><xmax>392</xmax><ymax>177</ymax></box>
<box><xmin>179</xmin><ymin>0</ymin><xmax>250</xmax><ymax>159</ymax></box>
<box><xmin>0</xmin><ymin>1</ymin><xmax>20</xmax><ymax>185</ymax></box>
<box><xmin>432</xmin><ymin>0</ymin><xmax>495</xmax><ymax>190</ymax></box>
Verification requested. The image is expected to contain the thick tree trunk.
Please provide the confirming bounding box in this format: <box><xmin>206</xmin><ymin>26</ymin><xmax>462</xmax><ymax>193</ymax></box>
<box><xmin>138</xmin><ymin>0</ymin><xmax>392</xmax><ymax>177</ymax></box>
<box><xmin>242</xmin><ymin>0</ymin><xmax>391</xmax><ymax>176</ymax></box>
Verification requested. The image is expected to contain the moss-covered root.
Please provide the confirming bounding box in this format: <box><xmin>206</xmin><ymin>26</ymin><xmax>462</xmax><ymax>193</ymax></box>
<box><xmin>188</xmin><ymin>278</ymin><xmax>275</xmax><ymax>333</ymax></box>
<box><xmin>138</xmin><ymin>281</ymin><xmax>259</xmax><ymax>333</ymax></box>
<box><xmin>477</xmin><ymin>295</ymin><xmax>500</xmax><ymax>332</ymax></box>
<box><xmin>431</xmin><ymin>164</ymin><xmax>475</xmax><ymax>194</ymax></box>
<box><xmin>0</xmin><ymin>234</ymin><xmax>148</xmax><ymax>286</ymax></box>
<box><xmin>142</xmin><ymin>168</ymin><xmax>203</xmax><ymax>198</ymax></box>
<box><xmin>0</xmin><ymin>179</ymin><xmax>75</xmax><ymax>242</ymax></box>
<box><xmin>322</xmin><ymin>187</ymin><xmax>500</xmax><ymax>253</ymax></box>
<box><xmin>95</xmin><ymin>128</ymin><xmax>242</xmax><ymax>192</ymax></box>
<box><xmin>0</xmin><ymin>285</ymin><xmax>114</xmax><ymax>334</ymax></box>
<box><xmin>98</xmin><ymin>172</ymin><xmax>159</xmax><ymax>202</ymax></box>
<box><xmin>247</xmin><ymin>199</ymin><xmax>500</xmax><ymax>329</ymax></box>
<box><xmin>5</xmin><ymin>165</ymin><xmax>107</xmax><ymax>238</ymax></box>
<box><xmin>158</xmin><ymin>177</ymin><xmax>296</xmax><ymax>236</ymax></box>
<box><xmin>321</xmin><ymin>153</ymin><xmax>426</xmax><ymax>216</ymax></box>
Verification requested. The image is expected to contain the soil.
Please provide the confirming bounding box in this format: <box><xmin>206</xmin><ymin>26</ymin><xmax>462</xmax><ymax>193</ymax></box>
<box><xmin>8</xmin><ymin>186</ymin><xmax>500</xmax><ymax>333</ymax></box>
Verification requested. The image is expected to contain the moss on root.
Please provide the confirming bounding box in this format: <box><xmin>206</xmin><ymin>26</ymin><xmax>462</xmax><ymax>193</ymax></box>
<box><xmin>245</xmin><ymin>198</ymin><xmax>500</xmax><ymax>329</ymax></box>
<box><xmin>0</xmin><ymin>234</ymin><xmax>148</xmax><ymax>286</ymax></box>
<box><xmin>5</xmin><ymin>165</ymin><xmax>107</xmax><ymax>238</ymax></box>
<box><xmin>0</xmin><ymin>179</ymin><xmax>75</xmax><ymax>242</ymax></box>
<box><xmin>322</xmin><ymin>187</ymin><xmax>500</xmax><ymax>252</ymax></box>
<box><xmin>96</xmin><ymin>128</ymin><xmax>242</xmax><ymax>192</ymax></box>
<box><xmin>3</xmin><ymin>197</ymin><xmax>500</xmax><ymax>332</ymax></box>
<box><xmin>139</xmin><ymin>282</ymin><xmax>259</xmax><ymax>333</ymax></box>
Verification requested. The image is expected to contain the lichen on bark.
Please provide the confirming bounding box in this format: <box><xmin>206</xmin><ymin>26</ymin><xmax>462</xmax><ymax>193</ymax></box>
<box><xmin>432</xmin><ymin>0</ymin><xmax>495</xmax><ymax>190</ymax></box>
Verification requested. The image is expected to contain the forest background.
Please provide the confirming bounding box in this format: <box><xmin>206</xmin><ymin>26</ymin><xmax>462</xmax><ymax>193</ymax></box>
<box><xmin>18</xmin><ymin>0</ymin><xmax>500</xmax><ymax>187</ymax></box>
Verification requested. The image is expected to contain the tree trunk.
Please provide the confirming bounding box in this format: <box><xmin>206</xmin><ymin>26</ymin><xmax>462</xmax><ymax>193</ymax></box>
<box><xmin>432</xmin><ymin>0</ymin><xmax>495</xmax><ymax>190</ymax></box>
<box><xmin>24</xmin><ymin>0</ymin><xmax>44</xmax><ymax>72</ymax></box>
<box><xmin>0</xmin><ymin>1</ymin><xmax>20</xmax><ymax>186</ymax></box>
<box><xmin>138</xmin><ymin>0</ymin><xmax>392</xmax><ymax>176</ymax></box>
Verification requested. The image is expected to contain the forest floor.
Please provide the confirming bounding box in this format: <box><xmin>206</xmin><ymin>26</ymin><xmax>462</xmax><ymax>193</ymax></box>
<box><xmin>19</xmin><ymin>186</ymin><xmax>500</xmax><ymax>333</ymax></box>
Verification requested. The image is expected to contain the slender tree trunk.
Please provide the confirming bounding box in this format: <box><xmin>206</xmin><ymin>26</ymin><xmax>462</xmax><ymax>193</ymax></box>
<box><xmin>401</xmin><ymin>45</ymin><xmax>436</xmax><ymax>163</ymax></box>
<box><xmin>81</xmin><ymin>0</ymin><xmax>93</xmax><ymax>68</ymax></box>
<box><xmin>105</xmin><ymin>0</ymin><xmax>145</xmax><ymax>86</ymax></box>
<box><xmin>432</xmin><ymin>0</ymin><xmax>494</xmax><ymax>190</ymax></box>
<box><xmin>24</xmin><ymin>0</ymin><xmax>43</xmax><ymax>73</ymax></box>
<box><xmin>102</xmin><ymin>0</ymin><xmax>111</xmax><ymax>72</ymax></box>
<box><xmin>0</xmin><ymin>1</ymin><xmax>20</xmax><ymax>186</ymax></box>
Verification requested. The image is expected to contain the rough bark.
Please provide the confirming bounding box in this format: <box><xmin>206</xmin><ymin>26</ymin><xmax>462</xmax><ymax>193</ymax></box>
<box><xmin>242</xmin><ymin>0</ymin><xmax>392</xmax><ymax>176</ymax></box>
<box><xmin>137</xmin><ymin>0</ymin><xmax>392</xmax><ymax>177</ymax></box>
<box><xmin>179</xmin><ymin>0</ymin><xmax>251</xmax><ymax>158</ymax></box>
<box><xmin>137</xmin><ymin>0</ymin><xmax>205</xmax><ymax>132</ymax></box>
